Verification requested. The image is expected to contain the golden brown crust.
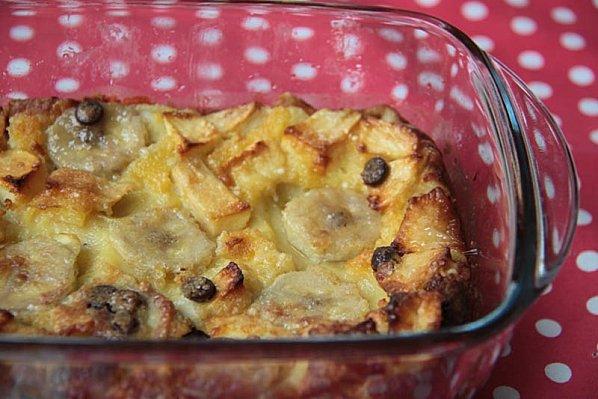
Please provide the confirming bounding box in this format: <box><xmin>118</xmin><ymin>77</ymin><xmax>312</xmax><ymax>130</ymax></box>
<box><xmin>274</xmin><ymin>93</ymin><xmax>316</xmax><ymax>115</ymax></box>
<box><xmin>28</xmin><ymin>285</ymin><xmax>191</xmax><ymax>339</ymax></box>
<box><xmin>0</xmin><ymin>94</ymin><xmax>470</xmax><ymax>342</ymax></box>
<box><xmin>7</xmin><ymin>98</ymin><xmax>76</xmax><ymax>118</ymax></box>
<box><xmin>393</xmin><ymin>187</ymin><xmax>465</xmax><ymax>253</ymax></box>
<box><xmin>30</xmin><ymin>168</ymin><xmax>130</xmax><ymax>216</ymax></box>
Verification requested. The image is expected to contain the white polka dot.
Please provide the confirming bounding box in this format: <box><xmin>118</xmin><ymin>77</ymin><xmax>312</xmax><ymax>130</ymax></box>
<box><xmin>6</xmin><ymin>91</ymin><xmax>28</xmax><ymax>100</ymax></box>
<box><xmin>586</xmin><ymin>296</ymin><xmax>598</xmax><ymax>315</ymax></box>
<box><xmin>55</xmin><ymin>77</ymin><xmax>80</xmax><ymax>93</ymax></box>
<box><xmin>568</xmin><ymin>66</ymin><xmax>595</xmax><ymax>87</ymax></box>
<box><xmin>109</xmin><ymin>60</ymin><xmax>129</xmax><ymax>78</ymax></box>
<box><xmin>242</xmin><ymin>16</ymin><xmax>269</xmax><ymax>30</ymax></box>
<box><xmin>493</xmin><ymin>385</ymin><xmax>520</xmax><ymax>399</ymax></box>
<box><xmin>528</xmin><ymin>81</ymin><xmax>552</xmax><ymax>100</ymax></box>
<box><xmin>560</xmin><ymin>32</ymin><xmax>585</xmax><ymax>51</ymax></box>
<box><xmin>577</xmin><ymin>250</ymin><xmax>598</xmax><ymax>272</ymax></box>
<box><xmin>450</xmin><ymin>63</ymin><xmax>459</xmax><ymax>77</ymax></box>
<box><xmin>492</xmin><ymin>229</ymin><xmax>501</xmax><ymax>248</ymax></box>
<box><xmin>551</xmin><ymin>7</ymin><xmax>576</xmax><ymax>25</ymax></box>
<box><xmin>12</xmin><ymin>9</ymin><xmax>37</xmax><ymax>17</ymax></box>
<box><xmin>151</xmin><ymin>76</ymin><xmax>176</xmax><ymax>91</ymax></box>
<box><xmin>291</xmin><ymin>26</ymin><xmax>314</xmax><ymax>41</ymax></box>
<box><xmin>391</xmin><ymin>84</ymin><xmax>409</xmax><ymax>101</ymax></box>
<box><xmin>579</xmin><ymin>98</ymin><xmax>598</xmax><ymax>117</ymax></box>
<box><xmin>461</xmin><ymin>2</ymin><xmax>488</xmax><ymax>21</ymax></box>
<box><xmin>151</xmin><ymin>0</ymin><xmax>177</xmax><ymax>7</ymax></box>
<box><xmin>472</xmin><ymin>35</ymin><xmax>494</xmax><ymax>51</ymax></box>
<box><xmin>246</xmin><ymin>78</ymin><xmax>271</xmax><ymax>93</ymax></box>
<box><xmin>6</xmin><ymin>58</ymin><xmax>31</xmax><ymax>77</ymax></box>
<box><xmin>544</xmin><ymin>175</ymin><xmax>555</xmax><ymax>199</ymax></box>
<box><xmin>518</xmin><ymin>50</ymin><xmax>544</xmax><ymax>70</ymax></box>
<box><xmin>533</xmin><ymin>130</ymin><xmax>547</xmax><ymax>152</ymax></box>
<box><xmin>478</xmin><ymin>142</ymin><xmax>494</xmax><ymax>165</ymax></box>
<box><xmin>500</xmin><ymin>342</ymin><xmax>512</xmax><ymax>357</ymax></box>
<box><xmin>504</xmin><ymin>0</ymin><xmax>528</xmax><ymax>7</ymax></box>
<box><xmin>244</xmin><ymin>47</ymin><xmax>270</xmax><ymax>64</ymax></box>
<box><xmin>197</xmin><ymin>63</ymin><xmax>223</xmax><ymax>81</ymax></box>
<box><xmin>487</xmin><ymin>185</ymin><xmax>500</xmax><ymax>204</ymax></box>
<box><xmin>434</xmin><ymin>100</ymin><xmax>444</xmax><ymax>112</ymax></box>
<box><xmin>56</xmin><ymin>41</ymin><xmax>82</xmax><ymax>59</ymax></box>
<box><xmin>418</xmin><ymin>71</ymin><xmax>444</xmax><ymax>92</ymax></box>
<box><xmin>535</xmin><ymin>319</ymin><xmax>562</xmax><ymax>338</ymax></box>
<box><xmin>544</xmin><ymin>363</ymin><xmax>572</xmax><ymax>383</ymax></box>
<box><xmin>472</xmin><ymin>123</ymin><xmax>486</xmax><ymax>137</ymax></box>
<box><xmin>591</xmin><ymin>129</ymin><xmax>598</xmax><ymax>144</ymax></box>
<box><xmin>58</xmin><ymin>14</ymin><xmax>83</xmax><ymax>28</ymax></box>
<box><xmin>59</xmin><ymin>0</ymin><xmax>83</xmax><ymax>9</ymax></box>
<box><xmin>386</xmin><ymin>52</ymin><xmax>407</xmax><ymax>70</ymax></box>
<box><xmin>417</xmin><ymin>47</ymin><xmax>441</xmax><ymax>63</ymax></box>
<box><xmin>338</xmin><ymin>34</ymin><xmax>361</xmax><ymax>59</ymax></box>
<box><xmin>199</xmin><ymin>28</ymin><xmax>222</xmax><ymax>45</ymax></box>
<box><xmin>450</xmin><ymin>86</ymin><xmax>474</xmax><ymax>110</ymax></box>
<box><xmin>415</xmin><ymin>0</ymin><xmax>440</xmax><ymax>7</ymax></box>
<box><xmin>151</xmin><ymin>44</ymin><xmax>176</xmax><ymax>63</ymax></box>
<box><xmin>291</xmin><ymin>63</ymin><xmax>317</xmax><ymax>80</ymax></box>
<box><xmin>414</xmin><ymin>29</ymin><xmax>429</xmax><ymax>39</ymax></box>
<box><xmin>541</xmin><ymin>283</ymin><xmax>553</xmax><ymax>295</ymax></box>
<box><xmin>511</xmin><ymin>16</ymin><xmax>537</xmax><ymax>36</ymax></box>
<box><xmin>196</xmin><ymin>8</ymin><xmax>219</xmax><ymax>19</ymax></box>
<box><xmin>578</xmin><ymin>209</ymin><xmax>592</xmax><ymax>226</ymax></box>
<box><xmin>341</xmin><ymin>73</ymin><xmax>364</xmax><ymax>94</ymax></box>
<box><xmin>552</xmin><ymin>114</ymin><xmax>563</xmax><ymax>127</ymax></box>
<box><xmin>9</xmin><ymin>25</ymin><xmax>34</xmax><ymax>41</ymax></box>
<box><xmin>106</xmin><ymin>10</ymin><xmax>130</xmax><ymax>17</ymax></box>
<box><xmin>151</xmin><ymin>16</ymin><xmax>176</xmax><ymax>29</ymax></box>
<box><xmin>552</xmin><ymin>227</ymin><xmax>562</xmax><ymax>256</ymax></box>
<box><xmin>446</xmin><ymin>44</ymin><xmax>457</xmax><ymax>57</ymax></box>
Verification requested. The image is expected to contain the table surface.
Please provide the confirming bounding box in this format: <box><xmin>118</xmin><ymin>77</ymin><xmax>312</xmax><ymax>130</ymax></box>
<box><xmin>375</xmin><ymin>1</ymin><xmax>596</xmax><ymax>398</ymax></box>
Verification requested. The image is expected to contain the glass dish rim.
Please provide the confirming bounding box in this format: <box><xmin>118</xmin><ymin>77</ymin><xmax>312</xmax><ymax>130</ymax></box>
<box><xmin>0</xmin><ymin>0</ymin><xmax>576</xmax><ymax>356</ymax></box>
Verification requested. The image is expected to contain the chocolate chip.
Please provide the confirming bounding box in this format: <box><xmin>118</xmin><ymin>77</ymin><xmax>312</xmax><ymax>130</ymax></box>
<box><xmin>87</xmin><ymin>285</ymin><xmax>118</xmax><ymax>310</ymax></box>
<box><xmin>75</xmin><ymin>99</ymin><xmax>104</xmax><ymax>126</ymax></box>
<box><xmin>361</xmin><ymin>157</ymin><xmax>389</xmax><ymax>186</ymax></box>
<box><xmin>183</xmin><ymin>328</ymin><xmax>210</xmax><ymax>339</ymax></box>
<box><xmin>371</xmin><ymin>246</ymin><xmax>400</xmax><ymax>271</ymax></box>
<box><xmin>181</xmin><ymin>276</ymin><xmax>217</xmax><ymax>303</ymax></box>
<box><xmin>109</xmin><ymin>289</ymin><xmax>144</xmax><ymax>314</ymax></box>
<box><xmin>111</xmin><ymin>310</ymin><xmax>139</xmax><ymax>335</ymax></box>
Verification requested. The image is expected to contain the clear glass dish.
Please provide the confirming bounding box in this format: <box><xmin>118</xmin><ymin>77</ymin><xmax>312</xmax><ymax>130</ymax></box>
<box><xmin>0</xmin><ymin>1</ymin><xmax>578</xmax><ymax>398</ymax></box>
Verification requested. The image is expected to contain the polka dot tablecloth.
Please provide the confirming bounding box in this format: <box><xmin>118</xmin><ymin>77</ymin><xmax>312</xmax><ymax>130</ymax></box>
<box><xmin>1</xmin><ymin>0</ymin><xmax>597</xmax><ymax>398</ymax></box>
<box><xmin>383</xmin><ymin>1</ymin><xmax>596</xmax><ymax>398</ymax></box>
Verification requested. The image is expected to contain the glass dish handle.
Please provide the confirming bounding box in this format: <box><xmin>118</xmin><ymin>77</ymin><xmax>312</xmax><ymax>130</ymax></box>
<box><xmin>492</xmin><ymin>57</ymin><xmax>579</xmax><ymax>289</ymax></box>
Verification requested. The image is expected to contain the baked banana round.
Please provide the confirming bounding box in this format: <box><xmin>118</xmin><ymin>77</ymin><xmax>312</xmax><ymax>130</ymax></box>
<box><xmin>282</xmin><ymin>187</ymin><xmax>381</xmax><ymax>262</ymax></box>
<box><xmin>0</xmin><ymin>235</ymin><xmax>80</xmax><ymax>310</ymax></box>
<box><xmin>47</xmin><ymin>102</ymin><xmax>148</xmax><ymax>178</ymax></box>
<box><xmin>110</xmin><ymin>208</ymin><xmax>215</xmax><ymax>277</ymax></box>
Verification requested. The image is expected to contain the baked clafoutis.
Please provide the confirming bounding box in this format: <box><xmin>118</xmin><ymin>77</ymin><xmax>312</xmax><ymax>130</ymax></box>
<box><xmin>0</xmin><ymin>95</ymin><xmax>471</xmax><ymax>339</ymax></box>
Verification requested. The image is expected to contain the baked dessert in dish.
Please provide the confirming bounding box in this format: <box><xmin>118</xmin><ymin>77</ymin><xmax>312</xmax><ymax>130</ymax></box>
<box><xmin>0</xmin><ymin>95</ymin><xmax>470</xmax><ymax>339</ymax></box>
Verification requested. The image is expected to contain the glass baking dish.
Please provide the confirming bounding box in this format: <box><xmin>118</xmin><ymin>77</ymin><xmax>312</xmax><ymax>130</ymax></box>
<box><xmin>0</xmin><ymin>1</ymin><xmax>578</xmax><ymax>398</ymax></box>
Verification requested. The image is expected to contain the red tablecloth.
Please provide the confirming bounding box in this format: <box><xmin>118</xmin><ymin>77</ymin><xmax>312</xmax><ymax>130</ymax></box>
<box><xmin>379</xmin><ymin>1</ymin><xmax>596</xmax><ymax>398</ymax></box>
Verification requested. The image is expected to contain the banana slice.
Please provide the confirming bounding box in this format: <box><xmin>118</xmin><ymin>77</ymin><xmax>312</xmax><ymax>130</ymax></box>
<box><xmin>0</xmin><ymin>235</ymin><xmax>80</xmax><ymax>310</ymax></box>
<box><xmin>249</xmin><ymin>268</ymin><xmax>370</xmax><ymax>330</ymax></box>
<box><xmin>282</xmin><ymin>187</ymin><xmax>381</xmax><ymax>262</ymax></box>
<box><xmin>46</xmin><ymin>102</ymin><xmax>148</xmax><ymax>178</ymax></box>
<box><xmin>110</xmin><ymin>208</ymin><xmax>215</xmax><ymax>279</ymax></box>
